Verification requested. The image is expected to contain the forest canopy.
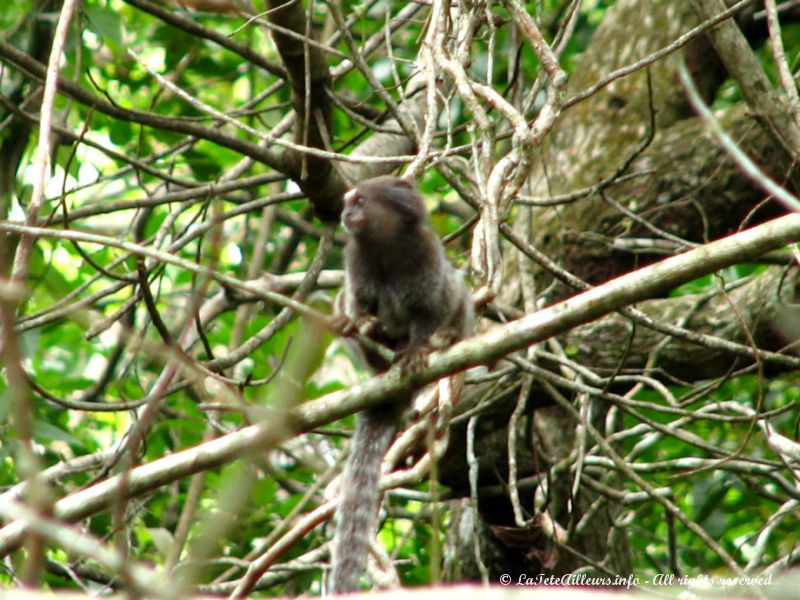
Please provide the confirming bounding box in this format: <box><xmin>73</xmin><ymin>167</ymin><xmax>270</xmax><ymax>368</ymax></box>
<box><xmin>1</xmin><ymin>0</ymin><xmax>800</xmax><ymax>597</ymax></box>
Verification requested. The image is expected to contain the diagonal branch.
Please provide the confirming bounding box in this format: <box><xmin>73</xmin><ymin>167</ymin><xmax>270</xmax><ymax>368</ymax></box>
<box><xmin>265</xmin><ymin>0</ymin><xmax>342</xmax><ymax>219</ymax></box>
<box><xmin>0</xmin><ymin>211</ymin><xmax>797</xmax><ymax>557</ymax></box>
<box><xmin>692</xmin><ymin>0</ymin><xmax>800</xmax><ymax>165</ymax></box>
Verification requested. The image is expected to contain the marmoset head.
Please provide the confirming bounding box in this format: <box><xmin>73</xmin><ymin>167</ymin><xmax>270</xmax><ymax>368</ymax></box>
<box><xmin>341</xmin><ymin>176</ymin><xmax>427</xmax><ymax>241</ymax></box>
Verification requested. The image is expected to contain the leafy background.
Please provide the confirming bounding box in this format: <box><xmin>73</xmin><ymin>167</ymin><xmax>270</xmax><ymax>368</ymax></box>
<box><xmin>1</xmin><ymin>0</ymin><xmax>799</xmax><ymax>595</ymax></box>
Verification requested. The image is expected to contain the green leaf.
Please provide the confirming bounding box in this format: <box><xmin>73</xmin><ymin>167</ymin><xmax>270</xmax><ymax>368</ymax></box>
<box><xmin>84</xmin><ymin>5</ymin><xmax>124</xmax><ymax>55</ymax></box>
<box><xmin>32</xmin><ymin>420</ymin><xmax>86</xmax><ymax>449</ymax></box>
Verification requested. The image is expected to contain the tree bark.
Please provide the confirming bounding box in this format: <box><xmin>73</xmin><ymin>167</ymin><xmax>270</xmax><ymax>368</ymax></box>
<box><xmin>444</xmin><ymin>0</ymin><xmax>799</xmax><ymax>580</ymax></box>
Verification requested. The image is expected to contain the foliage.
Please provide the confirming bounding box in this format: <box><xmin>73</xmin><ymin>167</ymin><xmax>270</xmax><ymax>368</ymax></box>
<box><xmin>1</xmin><ymin>0</ymin><xmax>799</xmax><ymax>596</ymax></box>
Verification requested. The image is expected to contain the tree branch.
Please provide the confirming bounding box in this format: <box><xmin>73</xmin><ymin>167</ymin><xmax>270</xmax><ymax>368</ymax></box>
<box><xmin>1</xmin><ymin>212</ymin><xmax>797</xmax><ymax>557</ymax></box>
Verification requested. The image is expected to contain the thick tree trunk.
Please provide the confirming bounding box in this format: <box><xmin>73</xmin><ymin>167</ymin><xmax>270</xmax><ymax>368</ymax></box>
<box><xmin>443</xmin><ymin>0</ymin><xmax>798</xmax><ymax>581</ymax></box>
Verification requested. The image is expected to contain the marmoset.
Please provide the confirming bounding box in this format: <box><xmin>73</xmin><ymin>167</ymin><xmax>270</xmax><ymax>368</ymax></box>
<box><xmin>330</xmin><ymin>175</ymin><xmax>473</xmax><ymax>593</ymax></box>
